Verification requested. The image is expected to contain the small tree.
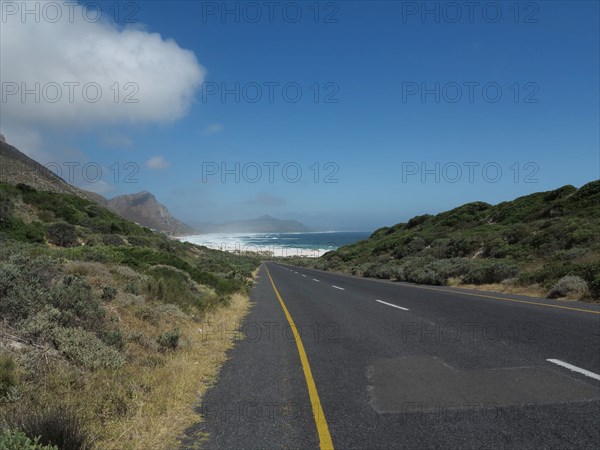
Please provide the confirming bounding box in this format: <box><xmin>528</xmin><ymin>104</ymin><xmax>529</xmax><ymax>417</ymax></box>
<box><xmin>46</xmin><ymin>223</ymin><xmax>77</xmax><ymax>247</ymax></box>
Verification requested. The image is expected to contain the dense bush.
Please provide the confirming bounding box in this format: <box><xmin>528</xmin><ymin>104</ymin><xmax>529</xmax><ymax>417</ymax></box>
<box><xmin>0</xmin><ymin>356</ymin><xmax>17</xmax><ymax>399</ymax></box>
<box><xmin>50</xmin><ymin>327</ymin><xmax>124</xmax><ymax>370</ymax></box>
<box><xmin>0</xmin><ymin>214</ymin><xmax>45</xmax><ymax>244</ymax></box>
<box><xmin>553</xmin><ymin>247</ymin><xmax>589</xmax><ymax>261</ymax></box>
<box><xmin>406</xmin><ymin>214</ymin><xmax>432</xmax><ymax>229</ymax></box>
<box><xmin>363</xmin><ymin>262</ymin><xmax>401</xmax><ymax>280</ymax></box>
<box><xmin>101</xmin><ymin>234</ymin><xmax>124</xmax><ymax>246</ymax></box>
<box><xmin>101</xmin><ymin>285</ymin><xmax>117</xmax><ymax>301</ymax></box>
<box><xmin>0</xmin><ymin>254</ymin><xmax>122</xmax><ymax>368</ymax></box>
<box><xmin>146</xmin><ymin>265</ymin><xmax>203</xmax><ymax>310</ymax></box>
<box><xmin>0</xmin><ymin>255</ymin><xmax>59</xmax><ymax>321</ymax></box>
<box><xmin>353</xmin><ymin>257</ymin><xmax>519</xmax><ymax>287</ymax></box>
<box><xmin>50</xmin><ymin>275</ymin><xmax>106</xmax><ymax>332</ymax></box>
<box><xmin>99</xmin><ymin>329</ymin><xmax>125</xmax><ymax>350</ymax></box>
<box><xmin>46</xmin><ymin>223</ymin><xmax>78</xmax><ymax>247</ymax></box>
<box><xmin>126</xmin><ymin>235</ymin><xmax>151</xmax><ymax>247</ymax></box>
<box><xmin>0</xmin><ymin>191</ymin><xmax>11</xmax><ymax>223</ymax></box>
<box><xmin>548</xmin><ymin>276</ymin><xmax>589</xmax><ymax>299</ymax></box>
<box><xmin>589</xmin><ymin>277</ymin><xmax>600</xmax><ymax>300</ymax></box>
<box><xmin>444</xmin><ymin>237</ymin><xmax>481</xmax><ymax>258</ymax></box>
<box><xmin>156</xmin><ymin>329</ymin><xmax>182</xmax><ymax>351</ymax></box>
<box><xmin>461</xmin><ymin>261</ymin><xmax>519</xmax><ymax>284</ymax></box>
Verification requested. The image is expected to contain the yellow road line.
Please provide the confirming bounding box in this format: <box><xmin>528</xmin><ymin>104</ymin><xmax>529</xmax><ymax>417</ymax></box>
<box><xmin>396</xmin><ymin>283</ymin><xmax>600</xmax><ymax>315</ymax></box>
<box><xmin>265</xmin><ymin>265</ymin><xmax>334</xmax><ymax>450</ymax></box>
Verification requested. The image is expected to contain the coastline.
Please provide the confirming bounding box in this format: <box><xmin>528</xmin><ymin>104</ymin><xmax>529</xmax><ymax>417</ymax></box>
<box><xmin>175</xmin><ymin>231</ymin><xmax>370</xmax><ymax>258</ymax></box>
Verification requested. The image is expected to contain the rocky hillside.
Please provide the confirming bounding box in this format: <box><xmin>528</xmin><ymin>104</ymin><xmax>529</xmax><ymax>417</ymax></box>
<box><xmin>0</xmin><ymin>139</ymin><xmax>106</xmax><ymax>205</ymax></box>
<box><xmin>108</xmin><ymin>191</ymin><xmax>196</xmax><ymax>235</ymax></box>
<box><xmin>0</xmin><ymin>137</ymin><xmax>194</xmax><ymax>235</ymax></box>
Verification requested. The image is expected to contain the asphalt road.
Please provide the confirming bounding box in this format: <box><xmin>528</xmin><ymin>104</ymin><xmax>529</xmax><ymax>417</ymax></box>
<box><xmin>181</xmin><ymin>262</ymin><xmax>600</xmax><ymax>449</ymax></box>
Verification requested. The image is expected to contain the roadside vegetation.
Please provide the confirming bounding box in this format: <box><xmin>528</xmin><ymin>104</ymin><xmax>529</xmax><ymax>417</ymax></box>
<box><xmin>288</xmin><ymin>181</ymin><xmax>600</xmax><ymax>301</ymax></box>
<box><xmin>0</xmin><ymin>182</ymin><xmax>261</xmax><ymax>449</ymax></box>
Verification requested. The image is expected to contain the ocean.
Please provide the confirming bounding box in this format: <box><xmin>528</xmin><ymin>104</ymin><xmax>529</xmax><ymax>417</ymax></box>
<box><xmin>178</xmin><ymin>231</ymin><xmax>372</xmax><ymax>258</ymax></box>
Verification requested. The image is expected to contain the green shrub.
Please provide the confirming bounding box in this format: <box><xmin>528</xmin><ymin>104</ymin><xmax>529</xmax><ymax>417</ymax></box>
<box><xmin>462</xmin><ymin>261</ymin><xmax>519</xmax><ymax>284</ymax></box>
<box><xmin>382</xmin><ymin>257</ymin><xmax>519</xmax><ymax>286</ymax></box>
<box><xmin>156</xmin><ymin>329</ymin><xmax>181</xmax><ymax>352</ymax></box>
<box><xmin>484</xmin><ymin>237</ymin><xmax>510</xmax><ymax>258</ymax></box>
<box><xmin>0</xmin><ymin>255</ymin><xmax>109</xmax><ymax>341</ymax></box>
<box><xmin>503</xmin><ymin>224</ymin><xmax>530</xmax><ymax>244</ymax></box>
<box><xmin>0</xmin><ymin>217</ymin><xmax>46</xmax><ymax>244</ymax></box>
<box><xmin>548</xmin><ymin>276</ymin><xmax>589</xmax><ymax>299</ymax></box>
<box><xmin>0</xmin><ymin>429</ymin><xmax>58</xmax><ymax>450</ymax></box>
<box><xmin>402</xmin><ymin>258</ymin><xmax>447</xmax><ymax>285</ymax></box>
<box><xmin>0</xmin><ymin>255</ymin><xmax>59</xmax><ymax>321</ymax></box>
<box><xmin>145</xmin><ymin>265</ymin><xmax>203</xmax><ymax>310</ymax></box>
<box><xmin>0</xmin><ymin>356</ymin><xmax>18</xmax><ymax>399</ymax></box>
<box><xmin>123</xmin><ymin>283</ymin><xmax>139</xmax><ymax>295</ymax></box>
<box><xmin>0</xmin><ymin>191</ymin><xmax>12</xmax><ymax>223</ymax></box>
<box><xmin>113</xmin><ymin>247</ymin><xmax>190</xmax><ymax>271</ymax></box>
<box><xmin>99</xmin><ymin>329</ymin><xmax>125</xmax><ymax>350</ymax></box>
<box><xmin>100</xmin><ymin>285</ymin><xmax>117</xmax><ymax>301</ymax></box>
<box><xmin>363</xmin><ymin>263</ymin><xmax>399</xmax><ymax>280</ymax></box>
<box><xmin>81</xmin><ymin>249</ymin><xmax>109</xmax><ymax>263</ymax></box>
<box><xmin>83</xmin><ymin>235</ymin><xmax>100</xmax><ymax>247</ymax></box>
<box><xmin>20</xmin><ymin>307</ymin><xmax>61</xmax><ymax>341</ymax></box>
<box><xmin>406</xmin><ymin>214</ymin><xmax>432</xmax><ymax>229</ymax></box>
<box><xmin>50</xmin><ymin>327</ymin><xmax>124</xmax><ymax>370</ymax></box>
<box><xmin>126</xmin><ymin>235</ymin><xmax>151</xmax><ymax>247</ymax></box>
<box><xmin>444</xmin><ymin>237</ymin><xmax>481</xmax><ymax>258</ymax></box>
<box><xmin>49</xmin><ymin>275</ymin><xmax>105</xmax><ymax>332</ymax></box>
<box><xmin>101</xmin><ymin>234</ymin><xmax>124</xmax><ymax>246</ymax></box>
<box><xmin>553</xmin><ymin>247</ymin><xmax>589</xmax><ymax>261</ymax></box>
<box><xmin>589</xmin><ymin>276</ymin><xmax>600</xmax><ymax>300</ymax></box>
<box><xmin>46</xmin><ymin>223</ymin><xmax>78</xmax><ymax>247</ymax></box>
<box><xmin>15</xmin><ymin>183</ymin><xmax>37</xmax><ymax>194</ymax></box>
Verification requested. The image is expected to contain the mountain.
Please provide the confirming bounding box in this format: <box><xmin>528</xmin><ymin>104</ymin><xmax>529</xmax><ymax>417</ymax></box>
<box><xmin>0</xmin><ymin>137</ymin><xmax>194</xmax><ymax>235</ymax></box>
<box><xmin>298</xmin><ymin>181</ymin><xmax>600</xmax><ymax>300</ymax></box>
<box><xmin>196</xmin><ymin>215</ymin><xmax>310</xmax><ymax>233</ymax></box>
<box><xmin>107</xmin><ymin>191</ymin><xmax>196</xmax><ymax>235</ymax></box>
<box><xmin>0</xmin><ymin>138</ymin><xmax>107</xmax><ymax>205</ymax></box>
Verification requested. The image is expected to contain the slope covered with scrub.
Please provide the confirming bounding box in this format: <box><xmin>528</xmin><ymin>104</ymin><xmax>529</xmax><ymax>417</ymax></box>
<box><xmin>0</xmin><ymin>182</ymin><xmax>260</xmax><ymax>449</ymax></box>
<box><xmin>298</xmin><ymin>181</ymin><xmax>600</xmax><ymax>300</ymax></box>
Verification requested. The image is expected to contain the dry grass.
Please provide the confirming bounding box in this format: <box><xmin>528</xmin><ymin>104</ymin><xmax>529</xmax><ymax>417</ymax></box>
<box><xmin>65</xmin><ymin>261</ymin><xmax>114</xmax><ymax>287</ymax></box>
<box><xmin>96</xmin><ymin>292</ymin><xmax>251</xmax><ymax>450</ymax></box>
<box><xmin>451</xmin><ymin>282</ymin><xmax>550</xmax><ymax>299</ymax></box>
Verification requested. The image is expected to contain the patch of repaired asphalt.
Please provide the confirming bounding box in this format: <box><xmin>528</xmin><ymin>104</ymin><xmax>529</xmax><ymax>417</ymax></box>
<box><xmin>368</xmin><ymin>356</ymin><xmax>600</xmax><ymax>414</ymax></box>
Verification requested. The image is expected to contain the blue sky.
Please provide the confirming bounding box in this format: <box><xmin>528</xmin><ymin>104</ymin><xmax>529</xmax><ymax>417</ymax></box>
<box><xmin>1</xmin><ymin>1</ymin><xmax>598</xmax><ymax>230</ymax></box>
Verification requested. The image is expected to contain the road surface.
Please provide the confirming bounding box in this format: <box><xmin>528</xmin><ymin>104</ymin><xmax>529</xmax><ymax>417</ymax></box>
<box><xmin>181</xmin><ymin>262</ymin><xmax>600</xmax><ymax>449</ymax></box>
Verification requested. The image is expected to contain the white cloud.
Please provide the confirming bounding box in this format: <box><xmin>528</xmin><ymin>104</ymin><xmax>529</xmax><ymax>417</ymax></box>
<box><xmin>0</xmin><ymin>1</ymin><xmax>205</xmax><ymax>130</ymax></box>
<box><xmin>203</xmin><ymin>123</ymin><xmax>224</xmax><ymax>134</ymax></box>
<box><xmin>146</xmin><ymin>156</ymin><xmax>169</xmax><ymax>170</ymax></box>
